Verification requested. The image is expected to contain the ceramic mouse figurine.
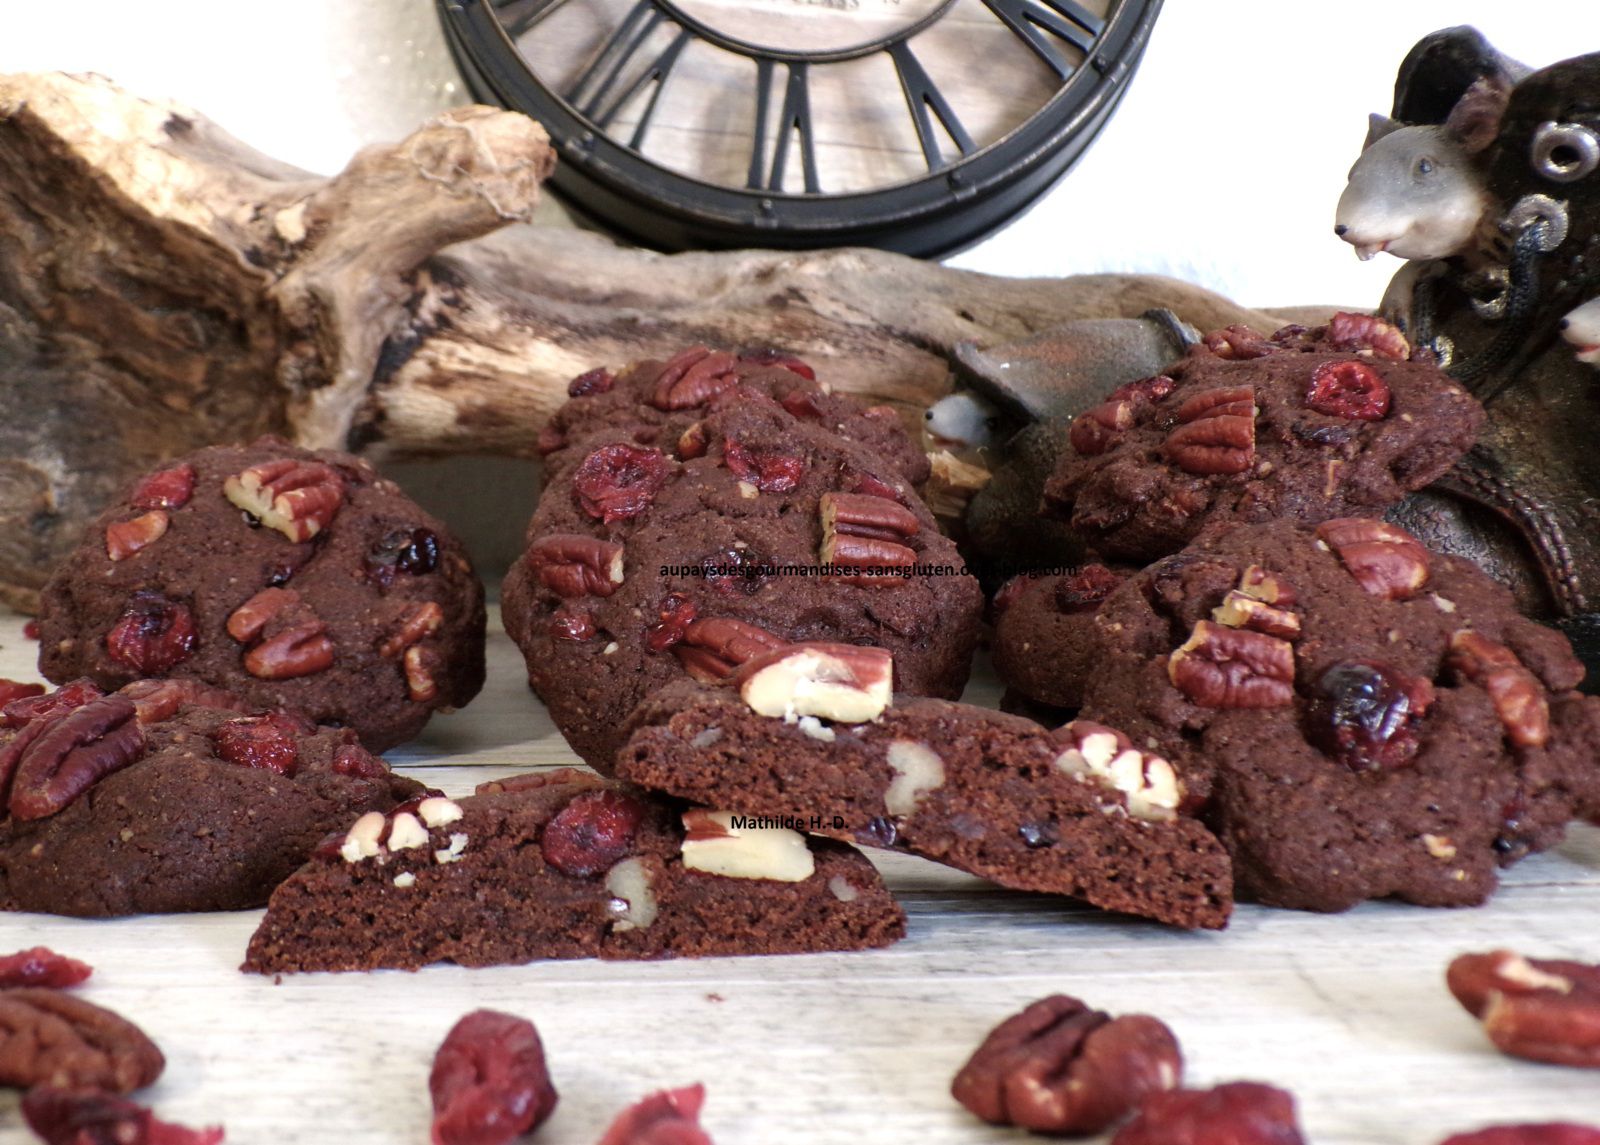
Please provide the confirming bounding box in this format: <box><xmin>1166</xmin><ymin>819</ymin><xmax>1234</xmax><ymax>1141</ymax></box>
<box><xmin>1560</xmin><ymin>297</ymin><xmax>1600</xmax><ymax>366</ymax></box>
<box><xmin>1361</xmin><ymin>28</ymin><xmax>1600</xmax><ymax>674</ymax></box>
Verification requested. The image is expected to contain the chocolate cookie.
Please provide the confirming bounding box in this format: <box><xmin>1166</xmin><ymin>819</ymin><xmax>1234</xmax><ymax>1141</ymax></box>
<box><xmin>1079</xmin><ymin>518</ymin><xmax>1600</xmax><ymax>911</ymax></box>
<box><xmin>0</xmin><ymin>678</ymin><xmax>423</xmax><ymax>916</ymax></box>
<box><xmin>243</xmin><ymin>769</ymin><xmax>906</xmax><ymax>973</ymax></box>
<box><xmin>537</xmin><ymin>346</ymin><xmax>930</xmax><ymax>489</ymax></box>
<box><xmin>36</xmin><ymin>438</ymin><xmax>486</xmax><ymax>751</ymax></box>
<box><xmin>617</xmin><ymin>645</ymin><xmax>1232</xmax><ymax>929</ymax></box>
<box><xmin>505</xmin><ymin>393</ymin><xmax>981</xmax><ymax>769</ymax></box>
<box><xmin>1041</xmin><ymin>315</ymin><xmax>1484</xmax><ymax>562</ymax></box>
<box><xmin>991</xmin><ymin>565</ymin><xmax>1130</xmax><ymax>712</ymax></box>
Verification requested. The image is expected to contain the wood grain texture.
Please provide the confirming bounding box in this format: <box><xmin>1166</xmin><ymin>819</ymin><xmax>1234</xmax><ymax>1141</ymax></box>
<box><xmin>1</xmin><ymin>610</ymin><xmax>1598</xmax><ymax>1143</ymax></box>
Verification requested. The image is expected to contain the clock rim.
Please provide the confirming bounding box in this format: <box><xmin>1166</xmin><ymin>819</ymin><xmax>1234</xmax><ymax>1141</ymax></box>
<box><xmin>436</xmin><ymin>0</ymin><xmax>1163</xmax><ymax>257</ymax></box>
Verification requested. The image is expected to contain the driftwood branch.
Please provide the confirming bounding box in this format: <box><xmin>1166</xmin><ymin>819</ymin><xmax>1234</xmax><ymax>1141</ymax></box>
<box><xmin>0</xmin><ymin>71</ymin><xmax>1286</xmax><ymax>610</ymax></box>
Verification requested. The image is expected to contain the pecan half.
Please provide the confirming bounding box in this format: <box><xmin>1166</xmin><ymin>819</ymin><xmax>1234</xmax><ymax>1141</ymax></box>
<box><xmin>723</xmin><ymin>438</ymin><xmax>806</xmax><ymax>493</ymax></box>
<box><xmin>821</xmin><ymin>491</ymin><xmax>918</xmax><ymax>582</ymax></box>
<box><xmin>1202</xmin><ymin>325</ymin><xmax>1275</xmax><ymax>360</ymax></box>
<box><xmin>380</xmin><ymin>601</ymin><xmax>445</xmax><ymax>659</ymax></box>
<box><xmin>735</xmin><ymin>643</ymin><xmax>893</xmax><ymax>724</ymax></box>
<box><xmin>1163</xmin><ymin>386</ymin><xmax>1256</xmax><ymax>475</ymax></box>
<box><xmin>224</xmin><ymin>458</ymin><xmax>346</xmax><ymax>542</ymax></box>
<box><xmin>1239</xmin><ymin>565</ymin><xmax>1296</xmax><ymax>606</ymax></box>
<box><xmin>1052</xmin><ymin>722</ymin><xmax>1183</xmax><ymax>822</ymax></box>
<box><xmin>244</xmin><ymin>622</ymin><xmax>334</xmax><ymax>679</ymax></box>
<box><xmin>8</xmin><ymin>695</ymin><xmax>145</xmax><ymax>820</ymax></box>
<box><xmin>1325</xmin><ymin>311</ymin><xmax>1411</xmax><ymax>360</ymax></box>
<box><xmin>1315</xmin><ymin>518</ymin><xmax>1430</xmax><ymax>599</ymax></box>
<box><xmin>1448</xmin><ymin>632</ymin><xmax>1549</xmax><ymax>748</ymax></box>
<box><xmin>105</xmin><ymin>510</ymin><xmax>169</xmax><ymax>561</ymax></box>
<box><xmin>526</xmin><ymin>534</ymin><xmax>626</xmax><ymax>599</ymax></box>
<box><xmin>0</xmin><ymin>988</ymin><xmax>165</xmax><ymax>1093</ymax></box>
<box><xmin>1069</xmin><ymin>399</ymin><xmax>1134</xmax><ymax>457</ymax></box>
<box><xmin>1448</xmin><ymin>950</ymin><xmax>1600</xmax><ymax>1067</ymax></box>
<box><xmin>1211</xmin><ymin>591</ymin><xmax>1301</xmax><ymax>638</ymax></box>
<box><xmin>952</xmin><ymin>995</ymin><xmax>1181</xmax><ymax>1135</ymax></box>
<box><xmin>404</xmin><ymin>644</ymin><xmax>442</xmax><ymax>702</ymax></box>
<box><xmin>130</xmin><ymin>463</ymin><xmax>196</xmax><ymax>510</ymax></box>
<box><xmin>649</xmin><ymin>347</ymin><xmax>741</xmax><ymax>409</ymax></box>
<box><xmin>1168</xmin><ymin>621</ymin><xmax>1294</xmax><ymax>708</ymax></box>
<box><xmin>226</xmin><ymin>587</ymin><xmax>302</xmax><ymax>643</ymax></box>
<box><xmin>672</xmin><ymin>617</ymin><xmax>788</xmax><ymax>683</ymax></box>
<box><xmin>1112</xmin><ymin>1081</ymin><xmax>1306</xmax><ymax>1145</ymax></box>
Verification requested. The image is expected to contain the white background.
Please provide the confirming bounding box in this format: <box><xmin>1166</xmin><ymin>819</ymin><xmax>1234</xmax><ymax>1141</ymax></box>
<box><xmin>0</xmin><ymin>1</ymin><xmax>1594</xmax><ymax>310</ymax></box>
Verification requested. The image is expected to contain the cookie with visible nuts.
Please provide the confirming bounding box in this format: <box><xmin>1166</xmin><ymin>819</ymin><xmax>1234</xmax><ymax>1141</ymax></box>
<box><xmin>505</xmin><ymin>395</ymin><xmax>981</xmax><ymax>769</ymax></box>
<box><xmin>0</xmin><ymin>677</ymin><xmax>424</xmax><ymax>916</ymax></box>
<box><xmin>1041</xmin><ymin>315</ymin><xmax>1484</xmax><ymax>562</ymax></box>
<box><xmin>243</xmin><ymin>771</ymin><xmax>904</xmax><ymax>974</ymax></box>
<box><xmin>1079</xmin><ymin>519</ymin><xmax>1600</xmax><ymax>912</ymax></box>
<box><xmin>617</xmin><ymin>664</ymin><xmax>1233</xmax><ymax>929</ymax></box>
<box><xmin>537</xmin><ymin>346</ymin><xmax>930</xmax><ymax>490</ymax></box>
<box><xmin>36</xmin><ymin>437</ymin><xmax>486</xmax><ymax>751</ymax></box>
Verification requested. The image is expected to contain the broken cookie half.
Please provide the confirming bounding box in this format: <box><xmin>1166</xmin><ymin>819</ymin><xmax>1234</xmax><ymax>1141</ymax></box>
<box><xmin>243</xmin><ymin>768</ymin><xmax>904</xmax><ymax>974</ymax></box>
<box><xmin>617</xmin><ymin>645</ymin><xmax>1233</xmax><ymax>930</ymax></box>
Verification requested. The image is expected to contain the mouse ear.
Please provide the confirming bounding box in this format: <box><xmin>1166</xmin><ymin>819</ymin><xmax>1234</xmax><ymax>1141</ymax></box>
<box><xmin>1364</xmin><ymin>113</ymin><xmax>1402</xmax><ymax>150</ymax></box>
<box><xmin>1392</xmin><ymin>25</ymin><xmax>1530</xmax><ymax>125</ymax></box>
<box><xmin>1444</xmin><ymin>76</ymin><xmax>1512</xmax><ymax>154</ymax></box>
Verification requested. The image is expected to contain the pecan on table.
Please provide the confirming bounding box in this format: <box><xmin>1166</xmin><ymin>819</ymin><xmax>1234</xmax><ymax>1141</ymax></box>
<box><xmin>0</xmin><ymin>988</ymin><xmax>164</xmax><ymax>1093</ymax></box>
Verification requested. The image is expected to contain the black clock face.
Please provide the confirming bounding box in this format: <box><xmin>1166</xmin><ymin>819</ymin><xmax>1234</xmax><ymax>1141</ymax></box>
<box><xmin>438</xmin><ymin>0</ymin><xmax>1161</xmax><ymax>255</ymax></box>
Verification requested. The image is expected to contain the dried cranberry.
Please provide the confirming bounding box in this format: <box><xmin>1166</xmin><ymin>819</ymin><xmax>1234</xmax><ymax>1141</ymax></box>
<box><xmin>365</xmin><ymin>527</ymin><xmax>440</xmax><ymax>587</ymax></box>
<box><xmin>856</xmin><ymin>817</ymin><xmax>898</xmax><ymax>848</ymax></box>
<box><xmin>1306</xmin><ymin>360</ymin><xmax>1391</xmax><ymax>421</ymax></box>
<box><xmin>1306</xmin><ymin>661</ymin><xmax>1432</xmax><ymax>771</ymax></box>
<box><xmin>0</xmin><ymin>946</ymin><xmax>93</xmax><ymax>988</ymax></box>
<box><xmin>739</xmin><ymin>346</ymin><xmax>816</xmax><ymax>379</ymax></box>
<box><xmin>702</xmin><ymin>548</ymin><xmax>769</xmax><ymax>596</ymax></box>
<box><xmin>567</xmin><ymin>367</ymin><xmax>615</xmax><ymax>397</ymax></box>
<box><xmin>596</xmin><ymin>1084</ymin><xmax>713</xmax><ymax>1145</ymax></box>
<box><xmin>1112</xmin><ymin>1082</ymin><xmax>1304</xmax><ymax>1145</ymax></box>
<box><xmin>1018</xmin><ymin>822</ymin><xmax>1059</xmax><ymax>848</ymax></box>
<box><xmin>105</xmin><ymin>592</ymin><xmax>198</xmax><ymax>674</ymax></box>
<box><xmin>540</xmin><ymin>789</ymin><xmax>647</xmax><ymax>876</ymax></box>
<box><xmin>130</xmin><ymin>463</ymin><xmax>197</xmax><ymax>511</ymax></box>
<box><xmin>23</xmin><ymin>619</ymin><xmax>40</xmax><ymax>640</ymax></box>
<box><xmin>430</xmin><ymin>1010</ymin><xmax>558</xmax><ymax>1145</ymax></box>
<box><xmin>536</xmin><ymin>424</ymin><xmax>565</xmax><ymax>456</ymax></box>
<box><xmin>1442</xmin><ymin>1127</ymin><xmax>1600</xmax><ymax>1145</ymax></box>
<box><xmin>0</xmin><ymin>678</ymin><xmax>46</xmax><ymax>707</ymax></box>
<box><xmin>992</xmin><ymin>576</ymin><xmax>1036</xmax><ymax>615</ymax></box>
<box><xmin>1056</xmin><ymin>565</ymin><xmax>1125</xmax><ymax>613</ymax></box>
<box><xmin>1108</xmin><ymin>374</ymin><xmax>1177</xmax><ymax>404</ymax></box>
<box><xmin>211</xmin><ymin>714</ymin><xmax>301</xmax><ymax>776</ymax></box>
<box><xmin>723</xmin><ymin>439</ymin><xmax>805</xmax><ymax>493</ymax></box>
<box><xmin>573</xmin><ymin>444</ymin><xmax>672</xmax><ymax>523</ymax></box>
<box><xmin>21</xmin><ymin>1086</ymin><xmax>224</xmax><ymax>1145</ymax></box>
<box><xmin>645</xmin><ymin>595</ymin><xmax>698</xmax><ymax>653</ymax></box>
<box><xmin>2</xmin><ymin>680</ymin><xmax>104</xmax><ymax>730</ymax></box>
<box><xmin>331</xmin><ymin>743</ymin><xmax>389</xmax><ymax>781</ymax></box>
<box><xmin>779</xmin><ymin>390</ymin><xmax>826</xmax><ymax>420</ymax></box>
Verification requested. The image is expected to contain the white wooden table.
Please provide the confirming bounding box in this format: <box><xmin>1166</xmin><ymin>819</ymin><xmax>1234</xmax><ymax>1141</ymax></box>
<box><xmin>2</xmin><ymin>610</ymin><xmax>1598</xmax><ymax>1143</ymax></box>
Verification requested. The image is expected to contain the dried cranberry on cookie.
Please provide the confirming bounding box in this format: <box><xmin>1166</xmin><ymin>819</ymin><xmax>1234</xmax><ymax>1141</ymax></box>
<box><xmin>37</xmin><ymin>438</ymin><xmax>485</xmax><ymax>751</ymax></box>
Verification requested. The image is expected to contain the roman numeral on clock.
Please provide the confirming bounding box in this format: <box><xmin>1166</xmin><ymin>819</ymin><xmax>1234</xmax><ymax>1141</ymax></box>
<box><xmin>888</xmin><ymin>42</ymin><xmax>974</xmax><ymax>171</ymax></box>
<box><xmin>981</xmin><ymin>0</ymin><xmax>1103</xmax><ymax>79</ymax></box>
<box><xmin>748</xmin><ymin>60</ymin><xmax>820</xmax><ymax>194</ymax></box>
<box><xmin>565</xmin><ymin>0</ymin><xmax>691</xmax><ymax>145</ymax></box>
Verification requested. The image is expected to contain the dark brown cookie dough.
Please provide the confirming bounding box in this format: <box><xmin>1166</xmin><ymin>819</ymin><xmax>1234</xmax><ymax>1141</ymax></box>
<box><xmin>36</xmin><ymin>437</ymin><xmax>486</xmax><ymax>751</ymax></box>
<box><xmin>505</xmin><ymin>394</ymin><xmax>981</xmax><ymax>769</ymax></box>
<box><xmin>1041</xmin><ymin>316</ymin><xmax>1484</xmax><ymax>562</ymax></box>
<box><xmin>537</xmin><ymin>346</ymin><xmax>930</xmax><ymax>489</ymax></box>
<box><xmin>0</xmin><ymin>678</ymin><xmax>424</xmax><ymax>916</ymax></box>
<box><xmin>991</xmin><ymin>565</ymin><xmax>1130</xmax><ymax>711</ymax></box>
<box><xmin>243</xmin><ymin>769</ymin><xmax>905</xmax><ymax>973</ymax></box>
<box><xmin>618</xmin><ymin>661</ymin><xmax>1232</xmax><ymax>929</ymax></box>
<box><xmin>1078</xmin><ymin>518</ymin><xmax>1600</xmax><ymax>912</ymax></box>
<box><xmin>0</xmin><ymin>988</ymin><xmax>165</xmax><ymax>1093</ymax></box>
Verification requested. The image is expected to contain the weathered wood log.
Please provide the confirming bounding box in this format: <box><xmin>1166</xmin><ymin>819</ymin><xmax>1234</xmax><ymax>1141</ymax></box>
<box><xmin>0</xmin><ymin>71</ymin><xmax>1286</xmax><ymax>611</ymax></box>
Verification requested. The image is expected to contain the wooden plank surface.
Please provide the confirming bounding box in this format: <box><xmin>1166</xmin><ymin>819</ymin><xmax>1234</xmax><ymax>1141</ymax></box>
<box><xmin>3</xmin><ymin>608</ymin><xmax>1599</xmax><ymax>1143</ymax></box>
